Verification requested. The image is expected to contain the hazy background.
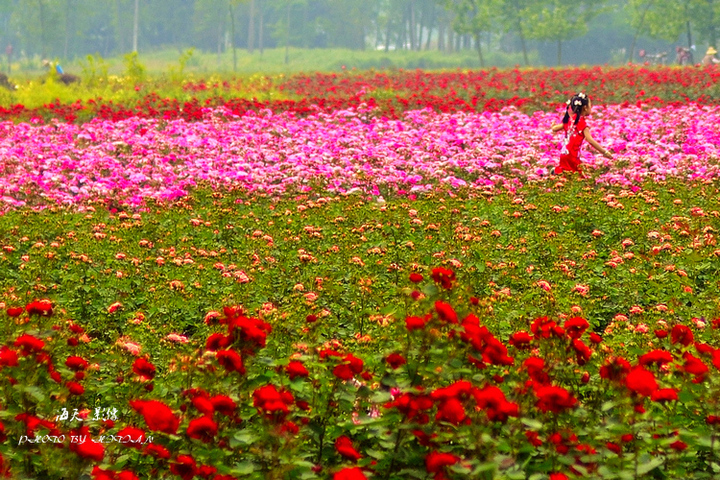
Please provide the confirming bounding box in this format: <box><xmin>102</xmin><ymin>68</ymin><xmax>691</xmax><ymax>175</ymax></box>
<box><xmin>0</xmin><ymin>0</ymin><xmax>716</xmax><ymax>73</ymax></box>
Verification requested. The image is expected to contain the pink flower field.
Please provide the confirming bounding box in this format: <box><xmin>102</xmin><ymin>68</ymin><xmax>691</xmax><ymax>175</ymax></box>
<box><xmin>2</xmin><ymin>104</ymin><xmax>719</xmax><ymax>209</ymax></box>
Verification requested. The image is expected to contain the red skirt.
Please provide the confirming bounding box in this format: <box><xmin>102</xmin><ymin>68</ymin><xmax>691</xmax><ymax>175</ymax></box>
<box><xmin>555</xmin><ymin>153</ymin><xmax>581</xmax><ymax>174</ymax></box>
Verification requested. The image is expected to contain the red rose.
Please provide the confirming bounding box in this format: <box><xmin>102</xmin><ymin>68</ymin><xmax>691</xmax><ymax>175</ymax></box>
<box><xmin>215</xmin><ymin>349</ymin><xmax>245</xmax><ymax>374</ymax></box>
<box><xmin>671</xmin><ymin>325</ymin><xmax>693</xmax><ymax>346</ymax></box>
<box><xmin>130</xmin><ymin>399</ymin><xmax>179</xmax><ymax>434</ymax></box>
<box><xmin>170</xmin><ymin>454</ymin><xmax>197</xmax><ymax>480</ymax></box>
<box><xmin>186</xmin><ymin>416</ymin><xmax>217</xmax><ymax>443</ymax></box>
<box><xmin>6</xmin><ymin>306</ymin><xmax>23</xmax><ymax>317</ymax></box>
<box><xmin>116</xmin><ymin>426</ymin><xmax>146</xmax><ymax>448</ymax></box>
<box><xmin>25</xmin><ymin>300</ymin><xmax>53</xmax><ymax>316</ymax></box>
<box><xmin>286</xmin><ymin>360</ymin><xmax>309</xmax><ymax>380</ymax></box>
<box><xmin>205</xmin><ymin>333</ymin><xmax>230</xmax><ymax>351</ymax></box>
<box><xmin>191</xmin><ymin>396</ymin><xmax>215</xmax><ymax>416</ymax></box>
<box><xmin>651</xmin><ymin>388</ymin><xmax>678</xmax><ymax>403</ymax></box>
<box><xmin>385</xmin><ymin>353</ymin><xmax>406</xmax><ymax>369</ymax></box>
<box><xmin>210</xmin><ymin>395</ymin><xmax>236</xmax><ymax>416</ymax></box>
<box><xmin>434</xmin><ymin>300</ymin><xmax>458</xmax><ymax>323</ymax></box>
<box><xmin>669</xmin><ymin>440</ymin><xmax>688</xmax><ymax>451</ymax></box>
<box><xmin>625</xmin><ymin>366</ymin><xmax>658</xmax><ymax>397</ymax></box>
<box><xmin>405</xmin><ymin>315</ymin><xmax>428</xmax><ymax>331</ymax></box>
<box><xmin>435</xmin><ymin>398</ymin><xmax>466</xmax><ymax>425</ymax></box>
<box><xmin>430</xmin><ymin>267</ymin><xmax>455</xmax><ymax>289</ymax></box>
<box><xmin>332</xmin><ymin>467</ymin><xmax>367</xmax><ymax>480</ymax></box>
<box><xmin>65</xmin><ymin>355</ymin><xmax>89</xmax><ymax>371</ymax></box>
<box><xmin>509</xmin><ymin>331</ymin><xmax>533</xmax><ymax>348</ymax></box>
<box><xmin>91</xmin><ymin>466</ymin><xmax>116</xmax><ymax>480</ymax></box>
<box><xmin>132</xmin><ymin>357</ymin><xmax>156</xmax><ymax>380</ymax></box>
<box><xmin>0</xmin><ymin>347</ymin><xmax>18</xmax><ymax>367</ymax></box>
<box><xmin>66</xmin><ymin>381</ymin><xmax>85</xmax><ymax>396</ymax></box>
<box><xmin>409</xmin><ymin>273</ymin><xmax>424</xmax><ymax>283</ymax></box>
<box><xmin>14</xmin><ymin>334</ymin><xmax>45</xmax><ymax>355</ymax></box>
<box><xmin>425</xmin><ymin>451</ymin><xmax>459</xmax><ymax>473</ymax></box>
<box><xmin>535</xmin><ymin>385</ymin><xmax>577</xmax><ymax>413</ymax></box>
<box><xmin>638</xmin><ymin>350</ymin><xmax>673</xmax><ymax>366</ymax></box>
<box><xmin>253</xmin><ymin>384</ymin><xmax>292</xmax><ymax>417</ymax></box>
<box><xmin>72</xmin><ymin>439</ymin><xmax>105</xmax><ymax>462</ymax></box>
<box><xmin>564</xmin><ymin>317</ymin><xmax>589</xmax><ymax>339</ymax></box>
<box><xmin>144</xmin><ymin>443</ymin><xmax>171</xmax><ymax>459</ymax></box>
<box><xmin>335</xmin><ymin>435</ymin><xmax>362</xmax><ymax>461</ymax></box>
<box><xmin>683</xmin><ymin>352</ymin><xmax>709</xmax><ymax>377</ymax></box>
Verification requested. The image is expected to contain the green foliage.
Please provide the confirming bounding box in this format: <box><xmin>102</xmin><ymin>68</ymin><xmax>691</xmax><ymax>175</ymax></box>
<box><xmin>123</xmin><ymin>51</ymin><xmax>147</xmax><ymax>84</ymax></box>
<box><xmin>79</xmin><ymin>53</ymin><xmax>110</xmax><ymax>88</ymax></box>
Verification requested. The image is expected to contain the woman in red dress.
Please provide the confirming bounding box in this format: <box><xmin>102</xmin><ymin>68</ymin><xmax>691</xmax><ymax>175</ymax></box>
<box><xmin>548</xmin><ymin>93</ymin><xmax>613</xmax><ymax>179</ymax></box>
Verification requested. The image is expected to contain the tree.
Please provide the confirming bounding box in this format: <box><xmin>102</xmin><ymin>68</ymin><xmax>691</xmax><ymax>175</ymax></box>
<box><xmin>521</xmin><ymin>0</ymin><xmax>606</xmax><ymax>65</ymax></box>
<box><xmin>444</xmin><ymin>0</ymin><xmax>502</xmax><ymax>66</ymax></box>
<box><xmin>500</xmin><ymin>0</ymin><xmax>532</xmax><ymax>65</ymax></box>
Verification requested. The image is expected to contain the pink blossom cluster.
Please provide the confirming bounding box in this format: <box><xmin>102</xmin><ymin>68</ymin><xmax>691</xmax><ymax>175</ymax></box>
<box><xmin>1</xmin><ymin>104</ymin><xmax>718</xmax><ymax>209</ymax></box>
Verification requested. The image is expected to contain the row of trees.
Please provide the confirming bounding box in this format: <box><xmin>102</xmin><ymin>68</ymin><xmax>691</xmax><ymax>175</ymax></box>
<box><xmin>0</xmin><ymin>0</ymin><xmax>718</xmax><ymax>66</ymax></box>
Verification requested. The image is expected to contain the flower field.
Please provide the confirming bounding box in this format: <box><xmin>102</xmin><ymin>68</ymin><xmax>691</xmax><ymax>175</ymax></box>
<box><xmin>1</xmin><ymin>66</ymin><xmax>720</xmax><ymax>479</ymax></box>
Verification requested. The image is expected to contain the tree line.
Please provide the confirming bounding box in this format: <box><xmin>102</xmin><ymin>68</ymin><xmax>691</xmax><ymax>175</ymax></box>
<box><xmin>0</xmin><ymin>0</ymin><xmax>717</xmax><ymax>67</ymax></box>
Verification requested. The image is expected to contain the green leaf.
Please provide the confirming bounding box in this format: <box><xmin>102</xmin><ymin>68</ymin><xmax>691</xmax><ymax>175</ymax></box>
<box><xmin>232</xmin><ymin>462</ymin><xmax>257</xmax><ymax>475</ymax></box>
<box><xmin>24</xmin><ymin>386</ymin><xmax>46</xmax><ymax>403</ymax></box>
<box><xmin>636</xmin><ymin>457</ymin><xmax>664</xmax><ymax>475</ymax></box>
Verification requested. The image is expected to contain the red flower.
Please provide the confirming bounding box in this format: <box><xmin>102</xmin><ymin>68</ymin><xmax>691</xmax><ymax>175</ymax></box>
<box><xmin>132</xmin><ymin>358</ymin><xmax>156</xmax><ymax>380</ymax></box>
<box><xmin>525</xmin><ymin>430</ymin><xmax>542</xmax><ymax>447</ymax></box>
<box><xmin>405</xmin><ymin>315</ymin><xmax>428</xmax><ymax>331</ymax></box>
<box><xmin>564</xmin><ymin>317</ymin><xmax>589</xmax><ymax>339</ymax></box>
<box><xmin>409</xmin><ymin>273</ymin><xmax>424</xmax><ymax>283</ymax></box>
<box><xmin>129</xmin><ymin>399</ymin><xmax>179</xmax><ymax>434</ymax></box>
<box><xmin>229</xmin><ymin>315</ymin><xmax>272</xmax><ymax>349</ymax></box>
<box><xmin>599</xmin><ymin>356</ymin><xmax>631</xmax><ymax>382</ymax></box>
<box><xmin>205</xmin><ymin>333</ymin><xmax>230</xmax><ymax>351</ymax></box>
<box><xmin>332</xmin><ymin>467</ymin><xmax>367</xmax><ymax>480</ymax></box>
<box><xmin>472</xmin><ymin>385</ymin><xmax>520</xmax><ymax>422</ymax></box>
<box><xmin>625</xmin><ymin>367</ymin><xmax>658</xmax><ymax>397</ymax></box>
<box><xmin>332</xmin><ymin>353</ymin><xmax>364</xmax><ymax>380</ymax></box>
<box><xmin>286</xmin><ymin>360</ymin><xmax>309</xmax><ymax>379</ymax></box>
<box><xmin>253</xmin><ymin>384</ymin><xmax>293</xmax><ymax>417</ymax></box>
<box><xmin>116</xmin><ymin>426</ymin><xmax>146</xmax><ymax>448</ymax></box>
<box><xmin>25</xmin><ymin>300</ymin><xmax>53</xmax><ymax>316</ymax></box>
<box><xmin>6</xmin><ymin>306</ymin><xmax>23</xmax><ymax>317</ymax></box>
<box><xmin>65</xmin><ymin>356</ymin><xmax>89</xmax><ymax>371</ymax></box>
<box><xmin>435</xmin><ymin>398</ymin><xmax>466</xmax><ymax>425</ymax></box>
<box><xmin>508</xmin><ymin>331</ymin><xmax>533</xmax><ymax>348</ymax></box>
<box><xmin>606</xmin><ymin>442</ymin><xmax>622</xmax><ymax>454</ymax></box>
<box><xmin>683</xmin><ymin>352</ymin><xmax>709</xmax><ymax>377</ymax></box>
<box><xmin>651</xmin><ymin>388</ymin><xmax>678</xmax><ymax>403</ymax></box>
<box><xmin>669</xmin><ymin>440</ymin><xmax>688</xmax><ymax>451</ymax></box>
<box><xmin>530</xmin><ymin>316</ymin><xmax>556</xmax><ymax>339</ymax></box>
<box><xmin>72</xmin><ymin>439</ymin><xmax>105</xmax><ymax>462</ymax></box>
<box><xmin>535</xmin><ymin>385</ymin><xmax>577</xmax><ymax>413</ymax></box>
<box><xmin>66</xmin><ymin>381</ymin><xmax>85</xmax><ymax>395</ymax></box>
<box><xmin>589</xmin><ymin>332</ymin><xmax>603</xmax><ymax>344</ymax></box>
<box><xmin>434</xmin><ymin>300</ymin><xmax>458</xmax><ymax>323</ymax></box>
<box><xmin>186</xmin><ymin>416</ymin><xmax>218</xmax><ymax>443</ymax></box>
<box><xmin>306</xmin><ymin>314</ymin><xmax>318</xmax><ymax>323</ymax></box>
<box><xmin>170</xmin><ymin>454</ymin><xmax>197</xmax><ymax>480</ymax></box>
<box><xmin>385</xmin><ymin>353</ymin><xmax>406</xmax><ymax>369</ymax></box>
<box><xmin>191</xmin><ymin>396</ymin><xmax>214</xmax><ymax>415</ymax></box>
<box><xmin>671</xmin><ymin>325</ymin><xmax>693</xmax><ymax>346</ymax></box>
<box><xmin>210</xmin><ymin>395</ymin><xmax>237</xmax><ymax>416</ymax></box>
<box><xmin>143</xmin><ymin>443</ymin><xmax>171</xmax><ymax>459</ymax></box>
<box><xmin>638</xmin><ymin>350</ymin><xmax>673</xmax><ymax>366</ymax></box>
<box><xmin>425</xmin><ymin>451</ymin><xmax>459</xmax><ymax>473</ymax></box>
<box><xmin>14</xmin><ymin>334</ymin><xmax>44</xmax><ymax>355</ymax></box>
<box><xmin>216</xmin><ymin>349</ymin><xmax>245</xmax><ymax>374</ymax></box>
<box><xmin>549</xmin><ymin>474</ymin><xmax>570</xmax><ymax>480</ymax></box>
<box><xmin>0</xmin><ymin>347</ymin><xmax>18</xmax><ymax>367</ymax></box>
<box><xmin>430</xmin><ymin>267</ymin><xmax>455</xmax><ymax>289</ymax></box>
<box><xmin>335</xmin><ymin>435</ymin><xmax>362</xmax><ymax>461</ymax></box>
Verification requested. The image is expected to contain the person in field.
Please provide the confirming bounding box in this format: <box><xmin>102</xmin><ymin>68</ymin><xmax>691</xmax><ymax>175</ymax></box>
<box><xmin>547</xmin><ymin>92</ymin><xmax>613</xmax><ymax>179</ymax></box>
<box><xmin>701</xmin><ymin>47</ymin><xmax>719</xmax><ymax>66</ymax></box>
